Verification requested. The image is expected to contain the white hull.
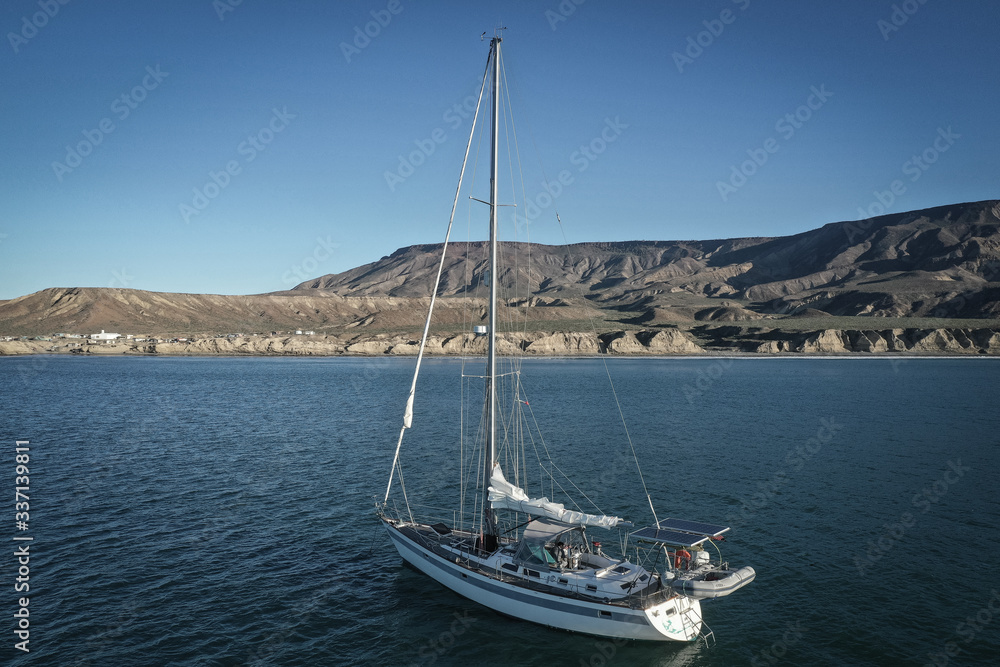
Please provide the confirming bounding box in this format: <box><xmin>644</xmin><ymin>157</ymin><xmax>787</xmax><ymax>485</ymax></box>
<box><xmin>384</xmin><ymin>521</ymin><xmax>702</xmax><ymax>642</ymax></box>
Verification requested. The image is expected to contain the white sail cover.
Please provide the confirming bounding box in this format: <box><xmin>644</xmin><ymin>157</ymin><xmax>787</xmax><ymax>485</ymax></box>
<box><xmin>403</xmin><ymin>392</ymin><xmax>415</xmax><ymax>429</ymax></box>
<box><xmin>488</xmin><ymin>465</ymin><xmax>622</xmax><ymax>529</ymax></box>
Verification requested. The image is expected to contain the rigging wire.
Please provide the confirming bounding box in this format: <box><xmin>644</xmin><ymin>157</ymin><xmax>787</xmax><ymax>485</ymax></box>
<box><xmin>499</xmin><ymin>45</ymin><xmax>535</xmax><ymax>495</ymax></box>
<box><xmin>460</xmin><ymin>60</ymin><xmax>490</xmax><ymax>533</ymax></box>
<box><xmin>396</xmin><ymin>460</ymin><xmax>413</xmax><ymax>524</ymax></box>
<box><xmin>382</xmin><ymin>38</ymin><xmax>492</xmax><ymax>513</ymax></box>
<box><xmin>502</xmin><ymin>48</ymin><xmax>661</xmax><ymax>526</ymax></box>
<box><xmin>387</xmin><ymin>35</ymin><xmax>658</xmax><ymax>536</ymax></box>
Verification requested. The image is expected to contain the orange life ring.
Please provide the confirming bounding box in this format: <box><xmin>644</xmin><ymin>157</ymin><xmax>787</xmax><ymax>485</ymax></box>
<box><xmin>674</xmin><ymin>550</ymin><xmax>691</xmax><ymax>569</ymax></box>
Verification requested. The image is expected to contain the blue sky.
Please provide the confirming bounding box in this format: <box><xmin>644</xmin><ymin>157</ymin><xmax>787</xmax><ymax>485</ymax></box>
<box><xmin>1</xmin><ymin>0</ymin><xmax>997</xmax><ymax>300</ymax></box>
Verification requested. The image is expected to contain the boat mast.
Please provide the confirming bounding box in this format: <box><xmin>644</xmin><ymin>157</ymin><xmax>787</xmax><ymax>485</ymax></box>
<box><xmin>483</xmin><ymin>34</ymin><xmax>502</xmax><ymax>551</ymax></box>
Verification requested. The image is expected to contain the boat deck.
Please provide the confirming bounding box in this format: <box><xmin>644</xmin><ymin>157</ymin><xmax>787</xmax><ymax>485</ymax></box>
<box><xmin>395</xmin><ymin>521</ymin><xmax>678</xmax><ymax>610</ymax></box>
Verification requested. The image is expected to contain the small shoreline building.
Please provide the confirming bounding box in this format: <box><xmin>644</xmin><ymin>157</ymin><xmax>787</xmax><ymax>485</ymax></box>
<box><xmin>91</xmin><ymin>330</ymin><xmax>121</xmax><ymax>342</ymax></box>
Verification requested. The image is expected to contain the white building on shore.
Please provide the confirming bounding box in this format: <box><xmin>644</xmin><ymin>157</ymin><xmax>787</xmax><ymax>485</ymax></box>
<box><xmin>91</xmin><ymin>330</ymin><xmax>121</xmax><ymax>342</ymax></box>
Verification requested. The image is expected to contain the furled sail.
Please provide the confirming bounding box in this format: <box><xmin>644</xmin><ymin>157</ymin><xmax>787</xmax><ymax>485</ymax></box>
<box><xmin>488</xmin><ymin>465</ymin><xmax>623</xmax><ymax>529</ymax></box>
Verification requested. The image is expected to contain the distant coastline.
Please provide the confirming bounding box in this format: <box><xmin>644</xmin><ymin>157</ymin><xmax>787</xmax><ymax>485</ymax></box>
<box><xmin>2</xmin><ymin>326</ymin><xmax>998</xmax><ymax>357</ymax></box>
<box><xmin>3</xmin><ymin>200</ymin><xmax>998</xmax><ymax>356</ymax></box>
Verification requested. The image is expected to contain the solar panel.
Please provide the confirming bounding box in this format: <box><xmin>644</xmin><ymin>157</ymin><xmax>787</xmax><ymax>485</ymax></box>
<box><xmin>630</xmin><ymin>526</ymin><xmax>709</xmax><ymax>547</ymax></box>
<box><xmin>658</xmin><ymin>518</ymin><xmax>729</xmax><ymax>537</ymax></box>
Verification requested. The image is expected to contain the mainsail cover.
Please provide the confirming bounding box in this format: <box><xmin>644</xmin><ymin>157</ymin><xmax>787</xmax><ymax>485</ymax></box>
<box><xmin>488</xmin><ymin>465</ymin><xmax>622</xmax><ymax>529</ymax></box>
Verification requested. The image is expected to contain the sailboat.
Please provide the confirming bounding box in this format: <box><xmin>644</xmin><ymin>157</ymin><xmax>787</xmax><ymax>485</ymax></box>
<box><xmin>377</xmin><ymin>32</ymin><xmax>754</xmax><ymax>643</ymax></box>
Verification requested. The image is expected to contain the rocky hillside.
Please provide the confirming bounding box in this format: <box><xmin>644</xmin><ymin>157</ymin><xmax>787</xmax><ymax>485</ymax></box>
<box><xmin>1</xmin><ymin>200</ymin><xmax>999</xmax><ymax>356</ymax></box>
<box><xmin>0</xmin><ymin>287</ymin><xmax>602</xmax><ymax>338</ymax></box>
<box><xmin>297</xmin><ymin>199</ymin><xmax>1000</xmax><ymax>322</ymax></box>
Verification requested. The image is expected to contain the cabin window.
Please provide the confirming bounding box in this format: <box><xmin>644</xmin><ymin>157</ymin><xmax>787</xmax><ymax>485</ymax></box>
<box><xmin>586</xmin><ymin>584</ymin><xmax>598</xmax><ymax>592</ymax></box>
<box><xmin>524</xmin><ymin>569</ymin><xmax>540</xmax><ymax>578</ymax></box>
<box><xmin>516</xmin><ymin>542</ymin><xmax>557</xmax><ymax>567</ymax></box>
<box><xmin>501</xmin><ymin>563</ymin><xmax>517</xmax><ymax>572</ymax></box>
<box><xmin>599</xmin><ymin>611</ymin><xmax>612</xmax><ymax>618</ymax></box>
<box><xmin>613</xmin><ymin>566</ymin><xmax>630</xmax><ymax>574</ymax></box>
<box><xmin>558</xmin><ymin>578</ymin><xmax>568</xmax><ymax>585</ymax></box>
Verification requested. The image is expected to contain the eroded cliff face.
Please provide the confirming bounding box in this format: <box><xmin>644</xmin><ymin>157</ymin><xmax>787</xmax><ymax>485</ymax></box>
<box><xmin>4</xmin><ymin>327</ymin><xmax>998</xmax><ymax>357</ymax></box>
<box><xmin>774</xmin><ymin>328</ymin><xmax>1000</xmax><ymax>354</ymax></box>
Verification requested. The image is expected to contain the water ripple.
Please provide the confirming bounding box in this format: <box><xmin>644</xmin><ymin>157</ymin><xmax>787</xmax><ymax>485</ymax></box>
<box><xmin>1</xmin><ymin>356</ymin><xmax>997</xmax><ymax>665</ymax></box>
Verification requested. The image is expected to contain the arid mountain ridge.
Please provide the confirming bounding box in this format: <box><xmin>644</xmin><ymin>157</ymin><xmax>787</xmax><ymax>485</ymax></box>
<box><xmin>2</xmin><ymin>199</ymin><xmax>999</xmax><ymax>355</ymax></box>
<box><xmin>298</xmin><ymin>199</ymin><xmax>1000</xmax><ymax>322</ymax></box>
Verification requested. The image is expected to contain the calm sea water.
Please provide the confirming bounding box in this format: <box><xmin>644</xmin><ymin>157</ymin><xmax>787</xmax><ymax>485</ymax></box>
<box><xmin>1</xmin><ymin>355</ymin><xmax>998</xmax><ymax>666</ymax></box>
